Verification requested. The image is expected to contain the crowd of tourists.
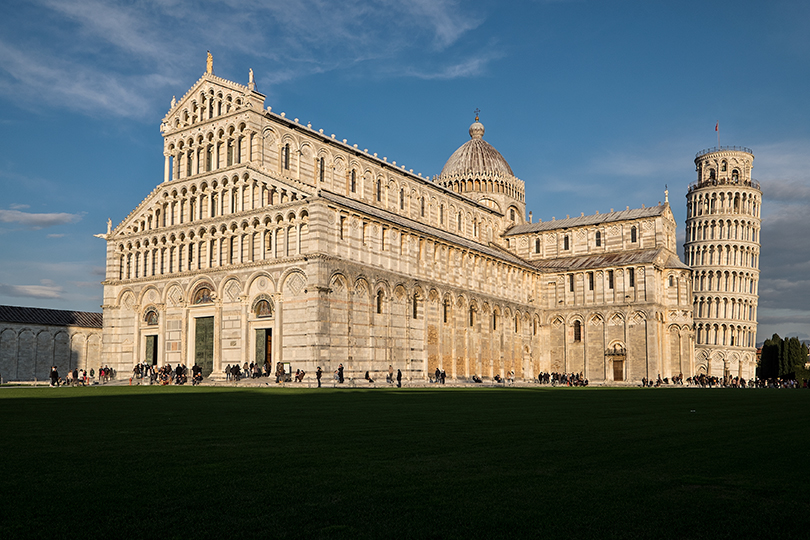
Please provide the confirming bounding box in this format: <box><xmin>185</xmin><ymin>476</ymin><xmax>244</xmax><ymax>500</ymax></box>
<box><xmin>39</xmin><ymin>361</ymin><xmax>809</xmax><ymax>390</ymax></box>
<box><xmin>536</xmin><ymin>372</ymin><xmax>590</xmax><ymax>386</ymax></box>
<box><xmin>48</xmin><ymin>365</ymin><xmax>116</xmax><ymax>386</ymax></box>
<box><xmin>129</xmin><ymin>362</ymin><xmax>201</xmax><ymax>385</ymax></box>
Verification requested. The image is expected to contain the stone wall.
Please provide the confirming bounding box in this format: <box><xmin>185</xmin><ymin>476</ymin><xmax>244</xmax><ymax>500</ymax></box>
<box><xmin>0</xmin><ymin>323</ymin><xmax>101</xmax><ymax>382</ymax></box>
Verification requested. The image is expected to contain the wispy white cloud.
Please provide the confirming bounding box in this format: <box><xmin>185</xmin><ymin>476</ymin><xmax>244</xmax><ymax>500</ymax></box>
<box><xmin>405</xmin><ymin>54</ymin><xmax>497</xmax><ymax>80</ymax></box>
<box><xmin>9</xmin><ymin>203</ymin><xmax>30</xmax><ymax>210</ymax></box>
<box><xmin>0</xmin><ymin>0</ymin><xmax>489</xmax><ymax>119</ymax></box>
<box><xmin>0</xmin><ymin>209</ymin><xmax>82</xmax><ymax>229</ymax></box>
<box><xmin>0</xmin><ymin>280</ymin><xmax>64</xmax><ymax>299</ymax></box>
<box><xmin>47</xmin><ymin>233</ymin><xmax>66</xmax><ymax>238</ymax></box>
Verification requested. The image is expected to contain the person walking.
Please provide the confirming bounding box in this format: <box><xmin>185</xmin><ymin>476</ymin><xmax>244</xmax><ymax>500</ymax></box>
<box><xmin>396</xmin><ymin>369</ymin><xmax>402</xmax><ymax>388</ymax></box>
<box><xmin>316</xmin><ymin>366</ymin><xmax>322</xmax><ymax>388</ymax></box>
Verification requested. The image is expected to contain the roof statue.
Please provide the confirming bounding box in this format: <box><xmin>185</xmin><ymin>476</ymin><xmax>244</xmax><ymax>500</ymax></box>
<box><xmin>206</xmin><ymin>51</ymin><xmax>213</xmax><ymax>75</ymax></box>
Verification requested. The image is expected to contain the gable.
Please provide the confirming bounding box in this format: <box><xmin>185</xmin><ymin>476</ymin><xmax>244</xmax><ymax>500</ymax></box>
<box><xmin>161</xmin><ymin>73</ymin><xmax>265</xmax><ymax>135</ymax></box>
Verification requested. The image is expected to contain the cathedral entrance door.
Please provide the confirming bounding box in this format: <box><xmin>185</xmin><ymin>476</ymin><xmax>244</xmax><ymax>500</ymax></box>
<box><xmin>613</xmin><ymin>359</ymin><xmax>624</xmax><ymax>382</ymax></box>
<box><xmin>255</xmin><ymin>329</ymin><xmax>272</xmax><ymax>369</ymax></box>
<box><xmin>195</xmin><ymin>317</ymin><xmax>214</xmax><ymax>376</ymax></box>
<box><xmin>145</xmin><ymin>335</ymin><xmax>158</xmax><ymax>365</ymax></box>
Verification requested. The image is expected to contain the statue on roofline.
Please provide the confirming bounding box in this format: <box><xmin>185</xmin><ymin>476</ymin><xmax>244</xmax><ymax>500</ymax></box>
<box><xmin>206</xmin><ymin>51</ymin><xmax>213</xmax><ymax>75</ymax></box>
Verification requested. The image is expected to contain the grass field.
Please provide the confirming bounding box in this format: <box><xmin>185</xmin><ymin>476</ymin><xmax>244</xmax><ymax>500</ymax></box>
<box><xmin>0</xmin><ymin>385</ymin><xmax>808</xmax><ymax>539</ymax></box>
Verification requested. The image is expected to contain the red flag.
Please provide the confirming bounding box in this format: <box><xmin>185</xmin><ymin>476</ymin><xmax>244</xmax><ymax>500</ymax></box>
<box><xmin>715</xmin><ymin>122</ymin><xmax>718</xmax><ymax>132</ymax></box>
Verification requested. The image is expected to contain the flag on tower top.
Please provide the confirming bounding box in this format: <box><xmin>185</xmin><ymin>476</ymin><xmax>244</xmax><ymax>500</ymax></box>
<box><xmin>715</xmin><ymin>122</ymin><xmax>719</xmax><ymax>132</ymax></box>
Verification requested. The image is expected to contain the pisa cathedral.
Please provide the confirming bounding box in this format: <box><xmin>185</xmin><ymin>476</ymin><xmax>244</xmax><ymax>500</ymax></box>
<box><xmin>95</xmin><ymin>59</ymin><xmax>759</xmax><ymax>383</ymax></box>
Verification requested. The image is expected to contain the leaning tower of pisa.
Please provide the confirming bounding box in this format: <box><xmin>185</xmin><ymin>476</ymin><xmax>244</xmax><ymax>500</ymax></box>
<box><xmin>684</xmin><ymin>147</ymin><xmax>761</xmax><ymax>380</ymax></box>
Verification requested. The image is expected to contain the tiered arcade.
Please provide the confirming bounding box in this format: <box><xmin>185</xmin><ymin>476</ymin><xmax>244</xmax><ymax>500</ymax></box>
<box><xmin>684</xmin><ymin>147</ymin><xmax>761</xmax><ymax>379</ymax></box>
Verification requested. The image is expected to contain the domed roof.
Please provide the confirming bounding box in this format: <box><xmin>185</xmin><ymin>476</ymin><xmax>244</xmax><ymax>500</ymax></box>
<box><xmin>440</xmin><ymin>120</ymin><xmax>514</xmax><ymax>178</ymax></box>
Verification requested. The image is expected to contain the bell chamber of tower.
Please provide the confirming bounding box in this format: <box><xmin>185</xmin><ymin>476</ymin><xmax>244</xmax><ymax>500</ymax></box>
<box><xmin>684</xmin><ymin>146</ymin><xmax>761</xmax><ymax>380</ymax></box>
<box><xmin>435</xmin><ymin>118</ymin><xmax>526</xmax><ymax>224</ymax></box>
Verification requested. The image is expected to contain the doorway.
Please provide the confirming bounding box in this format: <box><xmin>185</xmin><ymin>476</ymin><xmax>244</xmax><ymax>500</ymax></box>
<box><xmin>613</xmin><ymin>359</ymin><xmax>625</xmax><ymax>382</ymax></box>
<box><xmin>256</xmin><ymin>328</ymin><xmax>272</xmax><ymax>371</ymax></box>
<box><xmin>145</xmin><ymin>335</ymin><xmax>158</xmax><ymax>365</ymax></box>
<box><xmin>195</xmin><ymin>317</ymin><xmax>214</xmax><ymax>376</ymax></box>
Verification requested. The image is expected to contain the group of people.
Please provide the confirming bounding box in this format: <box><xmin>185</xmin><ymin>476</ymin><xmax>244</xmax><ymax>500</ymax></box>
<box><xmin>131</xmin><ymin>363</ymin><xmax>203</xmax><ymax>385</ymax></box>
<box><xmin>641</xmin><ymin>374</ymin><xmax>685</xmax><ymax>387</ymax></box>
<box><xmin>536</xmin><ymin>372</ymin><xmax>589</xmax><ymax>387</ymax></box>
<box><xmin>685</xmin><ymin>375</ymin><xmax>808</xmax><ymax>389</ymax></box>
<box><xmin>48</xmin><ymin>366</ymin><xmax>116</xmax><ymax>387</ymax></box>
<box><xmin>432</xmin><ymin>368</ymin><xmax>447</xmax><ymax>384</ymax></box>
<box><xmin>224</xmin><ymin>361</ymin><xmax>271</xmax><ymax>381</ymax></box>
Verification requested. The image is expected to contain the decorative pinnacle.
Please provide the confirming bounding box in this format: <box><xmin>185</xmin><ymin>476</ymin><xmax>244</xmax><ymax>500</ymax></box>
<box><xmin>474</xmin><ymin>108</ymin><xmax>480</xmax><ymax>122</ymax></box>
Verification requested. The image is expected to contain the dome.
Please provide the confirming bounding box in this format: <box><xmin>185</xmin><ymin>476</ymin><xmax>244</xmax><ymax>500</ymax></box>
<box><xmin>440</xmin><ymin>120</ymin><xmax>514</xmax><ymax>178</ymax></box>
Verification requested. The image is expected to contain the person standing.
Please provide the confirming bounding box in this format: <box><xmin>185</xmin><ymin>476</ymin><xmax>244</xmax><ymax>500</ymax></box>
<box><xmin>49</xmin><ymin>366</ymin><xmax>59</xmax><ymax>387</ymax></box>
<box><xmin>316</xmin><ymin>366</ymin><xmax>322</xmax><ymax>388</ymax></box>
<box><xmin>396</xmin><ymin>369</ymin><xmax>402</xmax><ymax>388</ymax></box>
<box><xmin>338</xmin><ymin>363</ymin><xmax>344</xmax><ymax>384</ymax></box>
<box><xmin>388</xmin><ymin>364</ymin><xmax>394</xmax><ymax>384</ymax></box>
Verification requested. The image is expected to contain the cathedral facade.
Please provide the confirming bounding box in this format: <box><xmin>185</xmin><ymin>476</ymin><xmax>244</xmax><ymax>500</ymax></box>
<box><xmin>101</xmin><ymin>61</ymin><xmax>695</xmax><ymax>383</ymax></box>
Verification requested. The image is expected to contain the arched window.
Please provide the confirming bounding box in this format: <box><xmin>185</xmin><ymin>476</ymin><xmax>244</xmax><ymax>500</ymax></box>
<box><xmin>350</xmin><ymin>170</ymin><xmax>356</xmax><ymax>193</ymax></box>
<box><xmin>573</xmin><ymin>320</ymin><xmax>582</xmax><ymax>342</ymax></box>
<box><xmin>535</xmin><ymin>238</ymin><xmax>541</xmax><ymax>254</ymax></box>
<box><xmin>420</xmin><ymin>197</ymin><xmax>425</xmax><ymax>217</ymax></box>
<box><xmin>630</xmin><ymin>226</ymin><xmax>637</xmax><ymax>243</ymax></box>
<box><xmin>510</xmin><ymin>208</ymin><xmax>515</xmax><ymax>221</ymax></box>
<box><xmin>193</xmin><ymin>287</ymin><xmax>213</xmax><ymax>304</ymax></box>
<box><xmin>283</xmin><ymin>143</ymin><xmax>290</xmax><ymax>170</ymax></box>
<box><xmin>318</xmin><ymin>157</ymin><xmax>325</xmax><ymax>182</ymax></box>
<box><xmin>399</xmin><ymin>189</ymin><xmax>405</xmax><ymax>210</ymax></box>
<box><xmin>412</xmin><ymin>294</ymin><xmax>419</xmax><ymax>319</ymax></box>
<box><xmin>458</xmin><ymin>212</ymin><xmax>462</xmax><ymax>231</ymax></box>
<box><xmin>493</xmin><ymin>312</ymin><xmax>498</xmax><ymax>330</ymax></box>
<box><xmin>721</xmin><ymin>160</ymin><xmax>727</xmax><ymax>172</ymax></box>
<box><xmin>469</xmin><ymin>306</ymin><xmax>474</xmax><ymax>327</ymax></box>
<box><xmin>440</xmin><ymin>205</ymin><xmax>444</xmax><ymax>225</ymax></box>
<box><xmin>595</xmin><ymin>230</ymin><xmax>601</xmax><ymax>247</ymax></box>
<box><xmin>376</xmin><ymin>179</ymin><xmax>381</xmax><ymax>201</ymax></box>
<box><xmin>563</xmin><ymin>235</ymin><xmax>569</xmax><ymax>250</ymax></box>
<box><xmin>144</xmin><ymin>309</ymin><xmax>158</xmax><ymax>326</ymax></box>
<box><xmin>732</xmin><ymin>169</ymin><xmax>739</xmax><ymax>181</ymax></box>
<box><xmin>709</xmin><ymin>169</ymin><xmax>716</xmax><ymax>180</ymax></box>
<box><xmin>254</xmin><ymin>299</ymin><xmax>273</xmax><ymax>318</ymax></box>
<box><xmin>443</xmin><ymin>298</ymin><xmax>449</xmax><ymax>323</ymax></box>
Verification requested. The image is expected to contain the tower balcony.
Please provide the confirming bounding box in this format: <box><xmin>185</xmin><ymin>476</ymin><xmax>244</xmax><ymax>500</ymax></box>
<box><xmin>688</xmin><ymin>177</ymin><xmax>760</xmax><ymax>194</ymax></box>
<box><xmin>695</xmin><ymin>146</ymin><xmax>753</xmax><ymax>159</ymax></box>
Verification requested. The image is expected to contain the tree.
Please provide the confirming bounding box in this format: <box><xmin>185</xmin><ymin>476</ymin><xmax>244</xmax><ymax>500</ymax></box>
<box><xmin>758</xmin><ymin>334</ymin><xmax>809</xmax><ymax>380</ymax></box>
<box><xmin>759</xmin><ymin>333</ymin><xmax>780</xmax><ymax>379</ymax></box>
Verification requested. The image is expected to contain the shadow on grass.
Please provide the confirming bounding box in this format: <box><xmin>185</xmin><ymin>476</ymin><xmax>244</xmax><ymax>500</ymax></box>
<box><xmin>1</xmin><ymin>387</ymin><xmax>807</xmax><ymax>539</ymax></box>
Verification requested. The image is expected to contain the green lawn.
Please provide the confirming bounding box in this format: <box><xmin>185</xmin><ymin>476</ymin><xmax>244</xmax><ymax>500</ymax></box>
<box><xmin>0</xmin><ymin>386</ymin><xmax>807</xmax><ymax>539</ymax></box>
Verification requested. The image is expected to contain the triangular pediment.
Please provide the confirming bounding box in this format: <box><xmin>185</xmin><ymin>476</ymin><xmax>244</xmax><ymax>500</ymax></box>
<box><xmin>161</xmin><ymin>72</ymin><xmax>265</xmax><ymax>134</ymax></box>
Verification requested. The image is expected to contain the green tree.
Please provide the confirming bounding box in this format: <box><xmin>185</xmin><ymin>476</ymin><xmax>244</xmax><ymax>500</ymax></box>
<box><xmin>759</xmin><ymin>333</ymin><xmax>780</xmax><ymax>379</ymax></box>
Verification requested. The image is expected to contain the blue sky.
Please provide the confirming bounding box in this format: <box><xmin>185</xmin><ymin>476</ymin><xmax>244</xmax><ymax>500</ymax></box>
<box><xmin>0</xmin><ymin>0</ymin><xmax>808</xmax><ymax>342</ymax></box>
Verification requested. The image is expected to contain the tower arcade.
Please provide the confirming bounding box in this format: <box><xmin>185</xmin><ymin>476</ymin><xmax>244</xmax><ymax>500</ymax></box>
<box><xmin>684</xmin><ymin>147</ymin><xmax>761</xmax><ymax>379</ymax></box>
